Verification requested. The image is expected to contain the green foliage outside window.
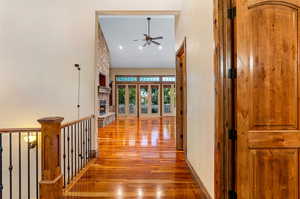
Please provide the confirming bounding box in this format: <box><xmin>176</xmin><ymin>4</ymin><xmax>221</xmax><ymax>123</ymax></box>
<box><xmin>129</xmin><ymin>87</ymin><xmax>136</xmax><ymax>105</ymax></box>
<box><xmin>164</xmin><ymin>88</ymin><xmax>171</xmax><ymax>104</ymax></box>
<box><xmin>151</xmin><ymin>88</ymin><xmax>159</xmax><ymax>105</ymax></box>
<box><xmin>118</xmin><ymin>87</ymin><xmax>126</xmax><ymax>105</ymax></box>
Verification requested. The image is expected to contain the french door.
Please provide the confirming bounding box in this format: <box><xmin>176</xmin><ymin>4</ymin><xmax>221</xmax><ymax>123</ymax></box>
<box><xmin>139</xmin><ymin>84</ymin><xmax>160</xmax><ymax>117</ymax></box>
<box><xmin>116</xmin><ymin>83</ymin><xmax>176</xmax><ymax>118</ymax></box>
<box><xmin>236</xmin><ymin>0</ymin><xmax>300</xmax><ymax>198</ymax></box>
<box><xmin>117</xmin><ymin>85</ymin><xmax>137</xmax><ymax>117</ymax></box>
<box><xmin>162</xmin><ymin>84</ymin><xmax>176</xmax><ymax>116</ymax></box>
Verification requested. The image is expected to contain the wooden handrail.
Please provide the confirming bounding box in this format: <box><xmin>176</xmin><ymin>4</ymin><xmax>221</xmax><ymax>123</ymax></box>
<box><xmin>0</xmin><ymin>115</ymin><xmax>95</xmax><ymax>133</ymax></box>
<box><xmin>61</xmin><ymin>115</ymin><xmax>95</xmax><ymax>128</ymax></box>
<box><xmin>0</xmin><ymin>128</ymin><xmax>41</xmax><ymax>133</ymax></box>
<box><xmin>0</xmin><ymin>115</ymin><xmax>95</xmax><ymax>199</ymax></box>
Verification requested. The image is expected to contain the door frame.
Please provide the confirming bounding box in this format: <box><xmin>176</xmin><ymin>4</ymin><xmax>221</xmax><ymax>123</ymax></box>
<box><xmin>213</xmin><ymin>0</ymin><xmax>236</xmax><ymax>198</ymax></box>
<box><xmin>176</xmin><ymin>38</ymin><xmax>187</xmax><ymax>153</ymax></box>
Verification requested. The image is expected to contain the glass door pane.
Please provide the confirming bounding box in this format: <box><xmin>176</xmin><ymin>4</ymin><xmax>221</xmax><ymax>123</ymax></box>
<box><xmin>118</xmin><ymin>86</ymin><xmax>126</xmax><ymax>114</ymax></box>
<box><xmin>140</xmin><ymin>85</ymin><xmax>149</xmax><ymax>114</ymax></box>
<box><xmin>128</xmin><ymin>85</ymin><xmax>137</xmax><ymax>115</ymax></box>
<box><xmin>163</xmin><ymin>85</ymin><xmax>172</xmax><ymax>114</ymax></box>
<box><xmin>173</xmin><ymin>85</ymin><xmax>176</xmax><ymax>109</ymax></box>
<box><xmin>151</xmin><ymin>85</ymin><xmax>160</xmax><ymax>114</ymax></box>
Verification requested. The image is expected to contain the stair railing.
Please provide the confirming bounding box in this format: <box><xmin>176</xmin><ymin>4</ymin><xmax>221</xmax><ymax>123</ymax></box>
<box><xmin>60</xmin><ymin>115</ymin><xmax>94</xmax><ymax>189</ymax></box>
<box><xmin>0</xmin><ymin>128</ymin><xmax>41</xmax><ymax>199</ymax></box>
<box><xmin>0</xmin><ymin>114</ymin><xmax>95</xmax><ymax>199</ymax></box>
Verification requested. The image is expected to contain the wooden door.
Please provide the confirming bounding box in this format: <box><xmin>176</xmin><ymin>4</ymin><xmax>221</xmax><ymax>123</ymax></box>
<box><xmin>176</xmin><ymin>40</ymin><xmax>187</xmax><ymax>151</ymax></box>
<box><xmin>127</xmin><ymin>85</ymin><xmax>138</xmax><ymax>117</ymax></box>
<box><xmin>139</xmin><ymin>84</ymin><xmax>161</xmax><ymax>117</ymax></box>
<box><xmin>236</xmin><ymin>0</ymin><xmax>300</xmax><ymax>198</ymax></box>
<box><xmin>162</xmin><ymin>84</ymin><xmax>176</xmax><ymax>116</ymax></box>
<box><xmin>150</xmin><ymin>85</ymin><xmax>161</xmax><ymax>116</ymax></box>
<box><xmin>116</xmin><ymin>85</ymin><xmax>126</xmax><ymax>117</ymax></box>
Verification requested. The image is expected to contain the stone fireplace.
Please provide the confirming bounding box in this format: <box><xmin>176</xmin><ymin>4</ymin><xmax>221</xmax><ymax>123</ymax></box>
<box><xmin>97</xmin><ymin>75</ymin><xmax>114</xmax><ymax>127</ymax></box>
<box><xmin>96</xmin><ymin>22</ymin><xmax>115</xmax><ymax>128</ymax></box>
<box><xmin>99</xmin><ymin>100</ymin><xmax>107</xmax><ymax>115</ymax></box>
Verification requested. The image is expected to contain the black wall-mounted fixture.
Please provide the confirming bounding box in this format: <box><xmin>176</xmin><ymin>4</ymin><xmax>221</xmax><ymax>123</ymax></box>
<box><xmin>75</xmin><ymin>64</ymin><xmax>81</xmax><ymax>119</ymax></box>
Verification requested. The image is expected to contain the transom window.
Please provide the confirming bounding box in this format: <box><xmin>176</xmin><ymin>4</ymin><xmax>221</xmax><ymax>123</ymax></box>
<box><xmin>139</xmin><ymin>76</ymin><xmax>160</xmax><ymax>82</ymax></box>
<box><xmin>115</xmin><ymin>76</ymin><xmax>176</xmax><ymax>83</ymax></box>
<box><xmin>162</xmin><ymin>76</ymin><xmax>176</xmax><ymax>82</ymax></box>
<box><xmin>116</xmin><ymin>76</ymin><xmax>138</xmax><ymax>82</ymax></box>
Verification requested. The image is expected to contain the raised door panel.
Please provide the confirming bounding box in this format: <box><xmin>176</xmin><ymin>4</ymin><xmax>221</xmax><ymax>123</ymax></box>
<box><xmin>236</xmin><ymin>0</ymin><xmax>300</xmax><ymax>198</ymax></box>
<box><xmin>249</xmin><ymin>3</ymin><xmax>298</xmax><ymax>130</ymax></box>
<box><xmin>249</xmin><ymin>149</ymin><xmax>298</xmax><ymax>199</ymax></box>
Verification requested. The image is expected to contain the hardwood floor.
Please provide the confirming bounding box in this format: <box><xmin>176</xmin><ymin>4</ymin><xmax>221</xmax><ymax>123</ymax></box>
<box><xmin>63</xmin><ymin>117</ymin><xmax>206</xmax><ymax>199</ymax></box>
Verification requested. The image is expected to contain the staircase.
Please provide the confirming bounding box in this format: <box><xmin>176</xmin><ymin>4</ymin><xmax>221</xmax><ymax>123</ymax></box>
<box><xmin>0</xmin><ymin>115</ymin><xmax>95</xmax><ymax>199</ymax></box>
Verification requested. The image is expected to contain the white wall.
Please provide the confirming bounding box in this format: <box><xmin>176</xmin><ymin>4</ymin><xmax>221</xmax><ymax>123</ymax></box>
<box><xmin>1</xmin><ymin>0</ymin><xmax>215</xmax><ymax>197</ymax></box>
<box><xmin>0</xmin><ymin>0</ymin><xmax>181</xmax><ymax>127</ymax></box>
<box><xmin>0</xmin><ymin>1</ymin><xmax>181</xmax><ymax>198</ymax></box>
<box><xmin>176</xmin><ymin>0</ymin><xmax>215</xmax><ymax>197</ymax></box>
<box><xmin>0</xmin><ymin>0</ymin><xmax>181</xmax><ymax>141</ymax></box>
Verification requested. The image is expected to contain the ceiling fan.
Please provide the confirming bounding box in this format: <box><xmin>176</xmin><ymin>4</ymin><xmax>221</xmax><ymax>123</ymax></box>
<box><xmin>134</xmin><ymin>17</ymin><xmax>164</xmax><ymax>47</ymax></box>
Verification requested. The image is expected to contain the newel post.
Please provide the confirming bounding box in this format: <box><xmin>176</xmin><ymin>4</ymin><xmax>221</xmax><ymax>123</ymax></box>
<box><xmin>38</xmin><ymin>117</ymin><xmax>64</xmax><ymax>199</ymax></box>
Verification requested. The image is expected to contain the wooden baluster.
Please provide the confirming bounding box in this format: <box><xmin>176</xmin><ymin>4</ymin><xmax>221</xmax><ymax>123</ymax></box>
<box><xmin>38</xmin><ymin>117</ymin><xmax>64</xmax><ymax>199</ymax></box>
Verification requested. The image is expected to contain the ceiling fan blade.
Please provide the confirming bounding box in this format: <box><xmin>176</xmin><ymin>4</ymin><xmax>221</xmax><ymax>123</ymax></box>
<box><xmin>151</xmin><ymin>36</ymin><xmax>163</xmax><ymax>40</ymax></box>
<box><xmin>152</xmin><ymin>41</ymin><xmax>161</xmax><ymax>46</ymax></box>
<box><xmin>143</xmin><ymin>42</ymin><xmax>148</xmax><ymax>47</ymax></box>
<box><xmin>133</xmin><ymin>39</ymin><xmax>146</xmax><ymax>42</ymax></box>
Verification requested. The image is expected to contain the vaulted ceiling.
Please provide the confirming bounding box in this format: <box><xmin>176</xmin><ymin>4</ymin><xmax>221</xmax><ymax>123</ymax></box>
<box><xmin>99</xmin><ymin>15</ymin><xmax>176</xmax><ymax>68</ymax></box>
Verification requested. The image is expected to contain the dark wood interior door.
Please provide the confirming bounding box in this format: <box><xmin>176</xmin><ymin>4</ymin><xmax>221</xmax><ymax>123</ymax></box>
<box><xmin>236</xmin><ymin>0</ymin><xmax>300</xmax><ymax>198</ymax></box>
<box><xmin>176</xmin><ymin>41</ymin><xmax>187</xmax><ymax>152</ymax></box>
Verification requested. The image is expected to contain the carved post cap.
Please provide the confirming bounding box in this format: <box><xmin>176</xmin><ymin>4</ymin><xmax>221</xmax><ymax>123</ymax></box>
<box><xmin>38</xmin><ymin>117</ymin><xmax>64</xmax><ymax>124</ymax></box>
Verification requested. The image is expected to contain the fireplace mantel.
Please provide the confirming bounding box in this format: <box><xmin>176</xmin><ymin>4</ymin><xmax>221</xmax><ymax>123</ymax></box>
<box><xmin>98</xmin><ymin>112</ymin><xmax>115</xmax><ymax>119</ymax></box>
<box><xmin>98</xmin><ymin>86</ymin><xmax>111</xmax><ymax>94</ymax></box>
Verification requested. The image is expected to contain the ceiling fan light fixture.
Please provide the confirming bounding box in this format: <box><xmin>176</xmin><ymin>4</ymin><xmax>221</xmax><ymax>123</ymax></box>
<box><xmin>133</xmin><ymin>17</ymin><xmax>164</xmax><ymax>48</ymax></box>
<box><xmin>158</xmin><ymin>46</ymin><xmax>163</xmax><ymax>50</ymax></box>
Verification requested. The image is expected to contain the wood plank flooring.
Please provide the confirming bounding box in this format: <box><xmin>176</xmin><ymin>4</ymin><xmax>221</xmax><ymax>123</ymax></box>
<box><xmin>63</xmin><ymin>117</ymin><xmax>206</xmax><ymax>199</ymax></box>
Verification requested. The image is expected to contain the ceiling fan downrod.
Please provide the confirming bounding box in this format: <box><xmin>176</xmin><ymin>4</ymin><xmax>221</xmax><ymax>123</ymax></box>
<box><xmin>147</xmin><ymin>17</ymin><xmax>151</xmax><ymax>37</ymax></box>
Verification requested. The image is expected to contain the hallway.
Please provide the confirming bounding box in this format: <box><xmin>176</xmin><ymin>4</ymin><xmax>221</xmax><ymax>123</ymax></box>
<box><xmin>63</xmin><ymin>117</ymin><xmax>205</xmax><ymax>198</ymax></box>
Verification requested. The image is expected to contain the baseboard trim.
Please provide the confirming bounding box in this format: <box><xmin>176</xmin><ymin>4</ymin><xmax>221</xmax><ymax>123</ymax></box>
<box><xmin>185</xmin><ymin>159</ymin><xmax>212</xmax><ymax>199</ymax></box>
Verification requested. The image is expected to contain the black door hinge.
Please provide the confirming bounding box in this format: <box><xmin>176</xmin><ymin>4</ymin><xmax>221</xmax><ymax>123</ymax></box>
<box><xmin>228</xmin><ymin>129</ymin><xmax>237</xmax><ymax>140</ymax></box>
<box><xmin>228</xmin><ymin>68</ymin><xmax>237</xmax><ymax>79</ymax></box>
<box><xmin>228</xmin><ymin>7</ymin><xmax>236</xmax><ymax>19</ymax></box>
<box><xmin>229</xmin><ymin>190</ymin><xmax>237</xmax><ymax>199</ymax></box>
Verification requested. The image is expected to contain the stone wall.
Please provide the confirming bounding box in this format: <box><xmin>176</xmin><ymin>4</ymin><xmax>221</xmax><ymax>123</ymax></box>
<box><xmin>96</xmin><ymin>22</ymin><xmax>110</xmax><ymax>86</ymax></box>
<box><xmin>95</xmin><ymin>22</ymin><xmax>115</xmax><ymax>126</ymax></box>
